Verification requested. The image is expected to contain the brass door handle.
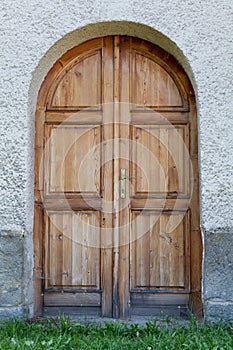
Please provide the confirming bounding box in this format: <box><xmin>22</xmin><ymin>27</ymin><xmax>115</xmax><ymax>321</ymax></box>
<box><xmin>120</xmin><ymin>168</ymin><xmax>126</xmax><ymax>198</ymax></box>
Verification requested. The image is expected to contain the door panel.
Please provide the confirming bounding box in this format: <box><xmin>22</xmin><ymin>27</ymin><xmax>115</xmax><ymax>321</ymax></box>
<box><xmin>45</xmin><ymin>211</ymin><xmax>101</xmax><ymax>289</ymax></box>
<box><xmin>130</xmin><ymin>211</ymin><xmax>190</xmax><ymax>289</ymax></box>
<box><xmin>131</xmin><ymin>124</ymin><xmax>189</xmax><ymax>196</ymax></box>
<box><xmin>132</xmin><ymin>52</ymin><xmax>183</xmax><ymax>107</ymax></box>
<box><xmin>48</xmin><ymin>50</ymin><xmax>102</xmax><ymax>109</ymax></box>
<box><xmin>34</xmin><ymin>36</ymin><xmax>202</xmax><ymax>318</ymax></box>
<box><xmin>45</xmin><ymin>125</ymin><xmax>101</xmax><ymax>195</ymax></box>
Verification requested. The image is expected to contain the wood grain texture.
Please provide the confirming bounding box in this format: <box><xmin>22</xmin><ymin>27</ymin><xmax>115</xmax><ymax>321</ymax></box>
<box><xmin>34</xmin><ymin>36</ymin><xmax>201</xmax><ymax>317</ymax></box>
<box><xmin>100</xmin><ymin>36</ymin><xmax>114</xmax><ymax>317</ymax></box>
<box><xmin>45</xmin><ymin>125</ymin><xmax>101</xmax><ymax>195</ymax></box>
<box><xmin>44</xmin><ymin>292</ymin><xmax>101</xmax><ymax>306</ymax></box>
<box><xmin>132</xmin><ymin>52</ymin><xmax>183</xmax><ymax>107</ymax></box>
<box><xmin>130</xmin><ymin>211</ymin><xmax>189</xmax><ymax>289</ymax></box>
<box><xmin>49</xmin><ymin>50</ymin><xmax>102</xmax><ymax>109</ymax></box>
<box><xmin>131</xmin><ymin>125</ymin><xmax>189</xmax><ymax>196</ymax></box>
<box><xmin>44</xmin><ymin>211</ymin><xmax>101</xmax><ymax>300</ymax></box>
<box><xmin>118</xmin><ymin>36</ymin><xmax>131</xmax><ymax>318</ymax></box>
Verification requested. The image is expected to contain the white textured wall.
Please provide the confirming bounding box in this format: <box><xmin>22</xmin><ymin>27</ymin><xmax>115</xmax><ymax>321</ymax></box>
<box><xmin>0</xmin><ymin>0</ymin><xmax>233</xmax><ymax>319</ymax></box>
<box><xmin>1</xmin><ymin>0</ymin><xmax>232</xmax><ymax>233</ymax></box>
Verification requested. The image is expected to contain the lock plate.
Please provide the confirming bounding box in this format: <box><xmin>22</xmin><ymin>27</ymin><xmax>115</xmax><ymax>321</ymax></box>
<box><xmin>120</xmin><ymin>168</ymin><xmax>126</xmax><ymax>199</ymax></box>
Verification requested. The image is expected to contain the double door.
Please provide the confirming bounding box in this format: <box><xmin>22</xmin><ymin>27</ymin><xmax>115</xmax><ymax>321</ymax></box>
<box><xmin>34</xmin><ymin>36</ymin><xmax>202</xmax><ymax>317</ymax></box>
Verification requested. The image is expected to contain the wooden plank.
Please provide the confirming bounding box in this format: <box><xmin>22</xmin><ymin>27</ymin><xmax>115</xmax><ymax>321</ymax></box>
<box><xmin>43</xmin><ymin>198</ymin><xmax>102</xmax><ymax>210</ymax></box>
<box><xmin>184</xmin><ymin>211</ymin><xmax>191</xmax><ymax>291</ymax></box>
<box><xmin>190</xmin><ymin>158</ymin><xmax>200</xmax><ymax>231</ymax></box>
<box><xmin>46</xmin><ymin>111</ymin><xmax>102</xmax><ymax>124</ymax></box>
<box><xmin>44</xmin><ymin>292</ymin><xmax>101</xmax><ymax>306</ymax></box>
<box><xmin>46</xmin><ymin>213</ymin><xmax>63</xmax><ymax>288</ymax></box>
<box><xmin>131</xmin><ymin>293</ymin><xmax>189</xmax><ymax>305</ymax></box>
<box><xmin>149</xmin><ymin>214</ymin><xmax>160</xmax><ymax>286</ymax></box>
<box><xmin>81</xmin><ymin>213</ymin><xmax>99</xmax><ymax>287</ymax></box>
<box><xmin>167</xmin><ymin>213</ymin><xmax>185</xmax><ymax>287</ymax></box>
<box><xmin>62</xmin><ymin>213</ymin><xmax>72</xmax><ymax>285</ymax></box>
<box><xmin>131</xmin><ymin>198</ymin><xmax>190</xmax><ymax>210</ymax></box>
<box><xmin>159</xmin><ymin>127</ymin><xmax>169</xmax><ymax>194</ymax></box>
<box><xmin>72</xmin><ymin>213</ymin><xmax>82</xmax><ymax>287</ymax></box>
<box><xmin>168</xmin><ymin>127</ymin><xmax>180</xmax><ymax>194</ymax></box>
<box><xmin>46</xmin><ymin>125</ymin><xmax>65</xmax><ymax>193</ymax></box>
<box><xmin>101</xmin><ymin>36</ymin><xmax>114</xmax><ymax>317</ymax></box>
<box><xmin>43</xmin><ymin>306</ymin><xmax>101</xmax><ymax>317</ymax></box>
<box><xmin>135</xmin><ymin>214</ymin><xmax>150</xmax><ymax>287</ymax></box>
<box><xmin>33</xmin><ymin>204</ymin><xmax>43</xmax><ymax>315</ymax></box>
<box><xmin>131</xmin><ymin>306</ymin><xmax>188</xmax><ymax>317</ymax></box>
<box><xmin>34</xmin><ymin>108</ymin><xmax>45</xmax><ymax>202</ymax></box>
<box><xmin>112</xmin><ymin>35</ymin><xmax>120</xmax><ymax>318</ymax></box>
<box><xmin>118</xmin><ymin>36</ymin><xmax>131</xmax><ymax>318</ymax></box>
<box><xmin>88</xmin><ymin>214</ymin><xmax>100</xmax><ymax>287</ymax></box>
<box><xmin>131</xmin><ymin>112</ymin><xmax>189</xmax><ymax>124</ymax></box>
<box><xmin>188</xmin><ymin>100</ymin><xmax>202</xmax><ymax>316</ymax></box>
<box><xmin>63</xmin><ymin>128</ymin><xmax>76</xmax><ymax>193</ymax></box>
<box><xmin>159</xmin><ymin>214</ymin><xmax>175</xmax><ymax>286</ymax></box>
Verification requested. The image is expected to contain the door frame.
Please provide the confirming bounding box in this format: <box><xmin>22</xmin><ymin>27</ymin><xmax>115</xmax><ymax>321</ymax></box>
<box><xmin>33</xmin><ymin>36</ymin><xmax>202</xmax><ymax>317</ymax></box>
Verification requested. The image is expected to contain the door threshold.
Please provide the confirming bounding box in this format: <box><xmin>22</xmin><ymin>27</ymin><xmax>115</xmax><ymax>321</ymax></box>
<box><xmin>29</xmin><ymin>314</ymin><xmax>203</xmax><ymax>327</ymax></box>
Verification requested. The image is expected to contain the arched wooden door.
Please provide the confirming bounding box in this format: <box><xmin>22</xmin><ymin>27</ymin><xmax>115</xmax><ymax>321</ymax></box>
<box><xmin>34</xmin><ymin>36</ymin><xmax>202</xmax><ymax>318</ymax></box>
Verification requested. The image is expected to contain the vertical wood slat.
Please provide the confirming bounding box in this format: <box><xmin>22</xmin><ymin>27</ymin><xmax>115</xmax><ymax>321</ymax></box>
<box><xmin>101</xmin><ymin>36</ymin><xmax>114</xmax><ymax>317</ymax></box>
<box><xmin>149</xmin><ymin>215</ymin><xmax>160</xmax><ymax>286</ymax></box>
<box><xmin>45</xmin><ymin>213</ymin><xmax>63</xmax><ymax>287</ymax></box>
<box><xmin>64</xmin><ymin>129</ymin><xmax>76</xmax><ymax>193</ymax></box>
<box><xmin>118</xmin><ymin>36</ymin><xmax>131</xmax><ymax>318</ymax></box>
<box><xmin>33</xmin><ymin>204</ymin><xmax>43</xmax><ymax>315</ymax></box>
<box><xmin>72</xmin><ymin>214</ymin><xmax>82</xmax><ymax>286</ymax></box>
<box><xmin>34</xmin><ymin>108</ymin><xmax>45</xmax><ymax>203</ymax></box>
<box><xmin>189</xmin><ymin>102</ymin><xmax>202</xmax><ymax>316</ymax></box>
<box><xmin>62</xmin><ymin>213</ymin><xmax>72</xmax><ymax>285</ymax></box>
<box><xmin>137</xmin><ymin>214</ymin><xmax>150</xmax><ymax>287</ymax></box>
<box><xmin>34</xmin><ymin>103</ymin><xmax>46</xmax><ymax>315</ymax></box>
<box><xmin>112</xmin><ymin>35</ymin><xmax>120</xmax><ymax>318</ymax></box>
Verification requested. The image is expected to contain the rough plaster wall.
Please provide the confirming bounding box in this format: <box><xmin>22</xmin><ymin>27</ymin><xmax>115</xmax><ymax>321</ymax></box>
<box><xmin>0</xmin><ymin>0</ymin><xmax>232</xmax><ymax>320</ymax></box>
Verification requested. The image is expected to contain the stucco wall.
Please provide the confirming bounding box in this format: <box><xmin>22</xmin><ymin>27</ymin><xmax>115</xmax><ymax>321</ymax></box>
<box><xmin>0</xmin><ymin>0</ymin><xmax>232</xmax><ymax>321</ymax></box>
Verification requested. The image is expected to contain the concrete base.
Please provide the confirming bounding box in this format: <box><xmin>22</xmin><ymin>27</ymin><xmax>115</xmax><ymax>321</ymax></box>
<box><xmin>203</xmin><ymin>232</ymin><xmax>233</xmax><ymax>323</ymax></box>
<box><xmin>0</xmin><ymin>233</ymin><xmax>24</xmax><ymax>316</ymax></box>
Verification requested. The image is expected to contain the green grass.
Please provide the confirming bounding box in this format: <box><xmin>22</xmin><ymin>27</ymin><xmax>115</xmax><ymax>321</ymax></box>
<box><xmin>0</xmin><ymin>315</ymin><xmax>232</xmax><ymax>349</ymax></box>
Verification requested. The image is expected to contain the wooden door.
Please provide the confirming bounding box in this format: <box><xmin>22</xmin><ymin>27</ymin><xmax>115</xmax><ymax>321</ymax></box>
<box><xmin>34</xmin><ymin>36</ymin><xmax>202</xmax><ymax>318</ymax></box>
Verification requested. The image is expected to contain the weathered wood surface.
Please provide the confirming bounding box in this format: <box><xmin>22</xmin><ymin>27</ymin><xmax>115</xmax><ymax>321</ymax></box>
<box><xmin>34</xmin><ymin>36</ymin><xmax>201</xmax><ymax>317</ymax></box>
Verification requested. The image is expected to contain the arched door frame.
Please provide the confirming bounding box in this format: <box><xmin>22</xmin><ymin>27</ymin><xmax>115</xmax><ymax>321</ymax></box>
<box><xmin>33</xmin><ymin>31</ymin><xmax>202</xmax><ymax>317</ymax></box>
